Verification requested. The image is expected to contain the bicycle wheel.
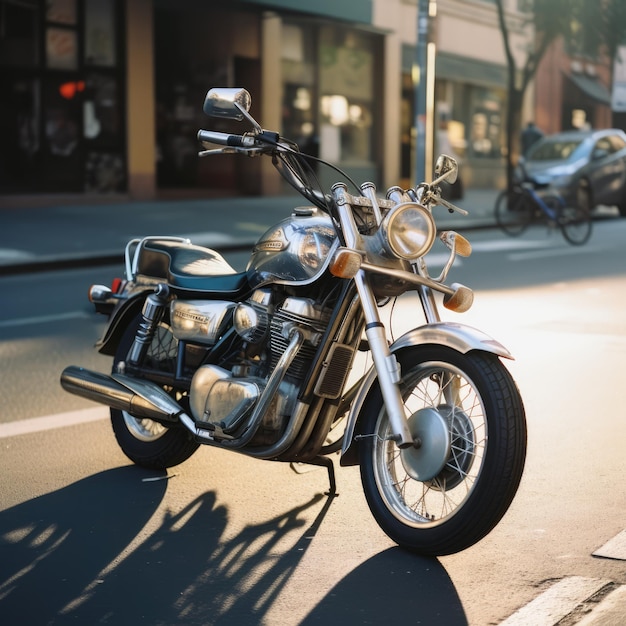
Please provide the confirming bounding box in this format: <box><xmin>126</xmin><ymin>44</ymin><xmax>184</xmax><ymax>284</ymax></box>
<box><xmin>495</xmin><ymin>189</ymin><xmax>532</xmax><ymax>236</ymax></box>
<box><xmin>554</xmin><ymin>197</ymin><xmax>592</xmax><ymax>245</ymax></box>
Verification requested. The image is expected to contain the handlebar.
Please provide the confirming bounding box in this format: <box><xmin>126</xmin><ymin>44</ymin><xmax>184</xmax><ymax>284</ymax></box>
<box><xmin>197</xmin><ymin>129</ymin><xmax>256</xmax><ymax>148</ymax></box>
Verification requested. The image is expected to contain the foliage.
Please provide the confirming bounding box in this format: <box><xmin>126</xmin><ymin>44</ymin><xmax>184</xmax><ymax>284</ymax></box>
<box><xmin>571</xmin><ymin>0</ymin><xmax>626</xmax><ymax>82</ymax></box>
<box><xmin>495</xmin><ymin>0</ymin><xmax>626</xmax><ymax>189</ymax></box>
<box><xmin>495</xmin><ymin>0</ymin><xmax>574</xmax><ymax>188</ymax></box>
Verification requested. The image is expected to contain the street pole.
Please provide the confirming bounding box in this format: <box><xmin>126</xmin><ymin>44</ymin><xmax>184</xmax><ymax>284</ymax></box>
<box><xmin>414</xmin><ymin>0</ymin><xmax>436</xmax><ymax>185</ymax></box>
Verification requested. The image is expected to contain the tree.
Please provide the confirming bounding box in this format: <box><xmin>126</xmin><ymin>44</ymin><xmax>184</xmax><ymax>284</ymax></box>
<box><xmin>494</xmin><ymin>0</ymin><xmax>573</xmax><ymax>190</ymax></box>
<box><xmin>573</xmin><ymin>0</ymin><xmax>626</xmax><ymax>89</ymax></box>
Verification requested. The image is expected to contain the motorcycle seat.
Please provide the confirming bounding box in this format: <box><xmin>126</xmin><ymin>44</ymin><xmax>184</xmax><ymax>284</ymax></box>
<box><xmin>136</xmin><ymin>238</ymin><xmax>249</xmax><ymax>294</ymax></box>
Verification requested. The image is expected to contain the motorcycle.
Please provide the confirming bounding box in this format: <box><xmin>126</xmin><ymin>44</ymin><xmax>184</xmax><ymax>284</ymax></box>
<box><xmin>61</xmin><ymin>87</ymin><xmax>527</xmax><ymax>556</ymax></box>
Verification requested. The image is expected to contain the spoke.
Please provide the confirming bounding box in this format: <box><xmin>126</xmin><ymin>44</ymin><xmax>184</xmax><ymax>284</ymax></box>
<box><xmin>374</xmin><ymin>359</ymin><xmax>489</xmax><ymax>527</ymax></box>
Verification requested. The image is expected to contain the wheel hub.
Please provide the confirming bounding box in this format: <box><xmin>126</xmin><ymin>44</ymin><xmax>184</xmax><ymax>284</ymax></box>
<box><xmin>427</xmin><ymin>404</ymin><xmax>476</xmax><ymax>490</ymax></box>
<box><xmin>400</xmin><ymin>407</ymin><xmax>451</xmax><ymax>481</ymax></box>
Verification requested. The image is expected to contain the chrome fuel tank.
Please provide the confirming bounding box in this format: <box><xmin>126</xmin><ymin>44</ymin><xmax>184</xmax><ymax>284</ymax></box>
<box><xmin>246</xmin><ymin>207</ymin><xmax>338</xmax><ymax>287</ymax></box>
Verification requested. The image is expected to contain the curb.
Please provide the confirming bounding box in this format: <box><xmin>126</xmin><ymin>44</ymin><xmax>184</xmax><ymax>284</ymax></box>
<box><xmin>0</xmin><ymin>220</ymin><xmax>498</xmax><ymax>277</ymax></box>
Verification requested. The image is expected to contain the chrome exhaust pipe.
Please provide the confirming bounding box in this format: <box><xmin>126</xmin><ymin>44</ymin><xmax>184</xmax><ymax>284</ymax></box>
<box><xmin>60</xmin><ymin>365</ymin><xmax>182</xmax><ymax>422</ymax></box>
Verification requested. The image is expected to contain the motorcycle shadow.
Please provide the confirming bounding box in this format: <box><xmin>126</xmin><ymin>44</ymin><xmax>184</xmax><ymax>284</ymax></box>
<box><xmin>0</xmin><ymin>464</ymin><xmax>327</xmax><ymax>625</ymax></box>
<box><xmin>0</xmin><ymin>464</ymin><xmax>466</xmax><ymax>625</ymax></box>
<box><xmin>301</xmin><ymin>547</ymin><xmax>467</xmax><ymax>625</ymax></box>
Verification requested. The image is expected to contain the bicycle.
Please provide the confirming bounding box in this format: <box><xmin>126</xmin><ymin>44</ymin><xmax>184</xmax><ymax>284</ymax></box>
<box><xmin>494</xmin><ymin>179</ymin><xmax>592</xmax><ymax>246</ymax></box>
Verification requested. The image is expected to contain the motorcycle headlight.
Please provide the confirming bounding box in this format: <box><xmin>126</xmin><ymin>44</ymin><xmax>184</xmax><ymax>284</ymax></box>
<box><xmin>380</xmin><ymin>202</ymin><xmax>436</xmax><ymax>260</ymax></box>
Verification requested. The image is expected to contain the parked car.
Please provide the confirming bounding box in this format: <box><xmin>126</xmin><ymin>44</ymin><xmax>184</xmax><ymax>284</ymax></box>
<box><xmin>519</xmin><ymin>128</ymin><xmax>626</xmax><ymax>217</ymax></box>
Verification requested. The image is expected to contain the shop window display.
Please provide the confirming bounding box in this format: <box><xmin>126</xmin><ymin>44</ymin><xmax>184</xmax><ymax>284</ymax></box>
<box><xmin>0</xmin><ymin>0</ymin><xmax>124</xmax><ymax>194</ymax></box>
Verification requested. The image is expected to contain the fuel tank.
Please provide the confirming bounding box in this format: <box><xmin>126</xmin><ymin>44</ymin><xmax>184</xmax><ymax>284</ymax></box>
<box><xmin>246</xmin><ymin>207</ymin><xmax>338</xmax><ymax>287</ymax></box>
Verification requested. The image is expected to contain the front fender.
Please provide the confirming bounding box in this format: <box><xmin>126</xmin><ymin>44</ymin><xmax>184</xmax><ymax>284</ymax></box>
<box><xmin>339</xmin><ymin>322</ymin><xmax>512</xmax><ymax>467</ymax></box>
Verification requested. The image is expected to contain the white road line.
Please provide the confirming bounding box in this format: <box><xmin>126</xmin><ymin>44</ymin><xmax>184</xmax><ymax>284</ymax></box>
<box><xmin>177</xmin><ymin>232</ymin><xmax>237</xmax><ymax>246</ymax></box>
<box><xmin>471</xmin><ymin>239</ymin><xmax>549</xmax><ymax>252</ymax></box>
<box><xmin>576</xmin><ymin>584</ymin><xmax>626</xmax><ymax>626</ymax></box>
<box><xmin>0</xmin><ymin>249</ymin><xmax>35</xmax><ymax>260</ymax></box>
<box><xmin>0</xmin><ymin>310</ymin><xmax>90</xmax><ymax>329</ymax></box>
<box><xmin>593</xmin><ymin>529</ymin><xmax>626</xmax><ymax>561</ymax></box>
<box><xmin>509</xmin><ymin>245</ymin><xmax>603</xmax><ymax>262</ymax></box>
<box><xmin>0</xmin><ymin>407</ymin><xmax>109</xmax><ymax>439</ymax></box>
<box><xmin>500</xmin><ymin>576</ymin><xmax>612</xmax><ymax>625</ymax></box>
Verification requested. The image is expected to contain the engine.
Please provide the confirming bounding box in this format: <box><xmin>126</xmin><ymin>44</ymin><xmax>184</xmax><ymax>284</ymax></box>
<box><xmin>183</xmin><ymin>289</ymin><xmax>331</xmax><ymax>443</ymax></box>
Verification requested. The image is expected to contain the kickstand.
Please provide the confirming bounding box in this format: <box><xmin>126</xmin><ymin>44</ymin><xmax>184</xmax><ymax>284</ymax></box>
<box><xmin>291</xmin><ymin>456</ymin><xmax>338</xmax><ymax>497</ymax></box>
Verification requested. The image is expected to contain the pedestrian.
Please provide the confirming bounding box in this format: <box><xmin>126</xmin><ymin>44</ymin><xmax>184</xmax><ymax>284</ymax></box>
<box><xmin>521</xmin><ymin>121</ymin><xmax>543</xmax><ymax>156</ymax></box>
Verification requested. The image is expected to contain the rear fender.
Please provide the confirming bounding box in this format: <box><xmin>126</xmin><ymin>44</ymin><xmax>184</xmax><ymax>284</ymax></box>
<box><xmin>339</xmin><ymin>322</ymin><xmax>512</xmax><ymax>466</ymax></box>
<box><xmin>95</xmin><ymin>291</ymin><xmax>151</xmax><ymax>356</ymax></box>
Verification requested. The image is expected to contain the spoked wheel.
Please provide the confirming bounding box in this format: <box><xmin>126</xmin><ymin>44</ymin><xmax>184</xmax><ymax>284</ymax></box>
<box><xmin>360</xmin><ymin>346</ymin><xmax>527</xmax><ymax>556</ymax></box>
<box><xmin>557</xmin><ymin>202</ymin><xmax>592</xmax><ymax>245</ymax></box>
<box><xmin>111</xmin><ymin>314</ymin><xmax>200</xmax><ymax>469</ymax></box>
<box><xmin>495</xmin><ymin>189</ymin><xmax>532</xmax><ymax>236</ymax></box>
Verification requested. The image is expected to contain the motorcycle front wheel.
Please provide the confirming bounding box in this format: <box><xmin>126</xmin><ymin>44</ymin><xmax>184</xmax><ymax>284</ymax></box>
<box><xmin>111</xmin><ymin>313</ymin><xmax>200</xmax><ymax>470</ymax></box>
<box><xmin>359</xmin><ymin>345</ymin><xmax>526</xmax><ymax>556</ymax></box>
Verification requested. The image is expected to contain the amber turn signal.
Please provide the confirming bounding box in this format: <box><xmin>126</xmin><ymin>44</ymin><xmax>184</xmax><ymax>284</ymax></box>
<box><xmin>329</xmin><ymin>248</ymin><xmax>362</xmax><ymax>278</ymax></box>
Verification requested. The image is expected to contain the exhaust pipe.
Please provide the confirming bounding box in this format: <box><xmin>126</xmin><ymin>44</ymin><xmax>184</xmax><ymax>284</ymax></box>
<box><xmin>60</xmin><ymin>365</ymin><xmax>182</xmax><ymax>423</ymax></box>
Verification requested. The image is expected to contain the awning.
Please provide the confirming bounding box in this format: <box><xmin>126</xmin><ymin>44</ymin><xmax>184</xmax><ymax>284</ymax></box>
<box><xmin>567</xmin><ymin>73</ymin><xmax>611</xmax><ymax>105</ymax></box>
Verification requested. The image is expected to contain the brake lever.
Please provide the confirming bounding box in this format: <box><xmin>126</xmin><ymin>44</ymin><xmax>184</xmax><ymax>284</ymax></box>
<box><xmin>438</xmin><ymin>196</ymin><xmax>469</xmax><ymax>216</ymax></box>
<box><xmin>198</xmin><ymin>147</ymin><xmax>238</xmax><ymax>157</ymax></box>
<box><xmin>198</xmin><ymin>146</ymin><xmax>267</xmax><ymax>158</ymax></box>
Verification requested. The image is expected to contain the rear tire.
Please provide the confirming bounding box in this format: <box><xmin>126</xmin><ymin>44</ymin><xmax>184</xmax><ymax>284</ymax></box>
<box><xmin>359</xmin><ymin>346</ymin><xmax>527</xmax><ymax>556</ymax></box>
<box><xmin>495</xmin><ymin>189</ymin><xmax>532</xmax><ymax>236</ymax></box>
<box><xmin>111</xmin><ymin>314</ymin><xmax>199</xmax><ymax>469</ymax></box>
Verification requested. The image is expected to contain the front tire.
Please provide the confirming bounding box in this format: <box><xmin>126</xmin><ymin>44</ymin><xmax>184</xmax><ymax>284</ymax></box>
<box><xmin>111</xmin><ymin>314</ymin><xmax>200</xmax><ymax>469</ymax></box>
<box><xmin>359</xmin><ymin>346</ymin><xmax>526</xmax><ymax>556</ymax></box>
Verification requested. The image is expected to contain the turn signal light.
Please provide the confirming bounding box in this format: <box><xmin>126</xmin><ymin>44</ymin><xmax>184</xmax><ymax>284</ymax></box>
<box><xmin>329</xmin><ymin>248</ymin><xmax>362</xmax><ymax>278</ymax></box>
<box><xmin>443</xmin><ymin>283</ymin><xmax>474</xmax><ymax>312</ymax></box>
<box><xmin>88</xmin><ymin>284</ymin><xmax>113</xmax><ymax>303</ymax></box>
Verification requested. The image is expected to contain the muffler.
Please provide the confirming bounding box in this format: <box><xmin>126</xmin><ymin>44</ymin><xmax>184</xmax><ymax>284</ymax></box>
<box><xmin>60</xmin><ymin>365</ymin><xmax>183</xmax><ymax>422</ymax></box>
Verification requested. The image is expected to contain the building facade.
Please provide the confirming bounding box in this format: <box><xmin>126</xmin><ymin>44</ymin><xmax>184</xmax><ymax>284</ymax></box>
<box><xmin>0</xmin><ymin>0</ymin><xmax>538</xmax><ymax>207</ymax></box>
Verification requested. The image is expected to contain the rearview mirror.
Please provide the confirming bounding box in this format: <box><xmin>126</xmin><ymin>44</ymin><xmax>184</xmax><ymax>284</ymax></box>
<box><xmin>203</xmin><ymin>88</ymin><xmax>251</xmax><ymax>120</ymax></box>
<box><xmin>434</xmin><ymin>154</ymin><xmax>458</xmax><ymax>184</ymax></box>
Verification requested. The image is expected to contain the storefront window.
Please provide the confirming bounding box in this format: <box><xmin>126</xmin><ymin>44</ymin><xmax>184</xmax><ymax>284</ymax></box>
<box><xmin>0</xmin><ymin>0</ymin><xmax>123</xmax><ymax>194</ymax></box>
<box><xmin>85</xmin><ymin>0</ymin><xmax>116</xmax><ymax>66</ymax></box>
<box><xmin>281</xmin><ymin>24</ymin><xmax>318</xmax><ymax>158</ymax></box>
<box><xmin>46</xmin><ymin>26</ymin><xmax>78</xmax><ymax>69</ymax></box>
<box><xmin>0</xmin><ymin>0</ymin><xmax>39</xmax><ymax>67</ymax></box>
<box><xmin>318</xmin><ymin>26</ymin><xmax>374</xmax><ymax>164</ymax></box>
<box><xmin>281</xmin><ymin>21</ymin><xmax>378</xmax><ymax>180</ymax></box>
<box><xmin>469</xmin><ymin>87</ymin><xmax>504</xmax><ymax>159</ymax></box>
<box><xmin>46</xmin><ymin>0</ymin><xmax>76</xmax><ymax>24</ymax></box>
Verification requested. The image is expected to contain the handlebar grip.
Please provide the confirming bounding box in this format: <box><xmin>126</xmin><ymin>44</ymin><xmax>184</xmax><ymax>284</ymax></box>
<box><xmin>197</xmin><ymin>130</ymin><xmax>249</xmax><ymax>147</ymax></box>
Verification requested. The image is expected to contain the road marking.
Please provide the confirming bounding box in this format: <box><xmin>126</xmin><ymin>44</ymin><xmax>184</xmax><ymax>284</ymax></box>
<box><xmin>0</xmin><ymin>310</ymin><xmax>90</xmax><ymax>328</ymax></box>
<box><xmin>0</xmin><ymin>407</ymin><xmax>109</xmax><ymax>439</ymax></box>
<box><xmin>177</xmin><ymin>232</ymin><xmax>237</xmax><ymax>246</ymax></box>
<box><xmin>500</xmin><ymin>576</ymin><xmax>612</xmax><ymax>625</ymax></box>
<box><xmin>593</xmin><ymin>529</ymin><xmax>626</xmax><ymax>561</ymax></box>
<box><xmin>471</xmin><ymin>239</ymin><xmax>549</xmax><ymax>252</ymax></box>
<box><xmin>0</xmin><ymin>249</ymin><xmax>35</xmax><ymax>260</ymax></box>
<box><xmin>509</xmin><ymin>245</ymin><xmax>603</xmax><ymax>262</ymax></box>
<box><xmin>575</xmin><ymin>584</ymin><xmax>626</xmax><ymax>626</ymax></box>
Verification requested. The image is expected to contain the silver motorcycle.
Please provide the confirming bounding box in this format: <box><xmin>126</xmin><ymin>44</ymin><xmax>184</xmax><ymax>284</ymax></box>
<box><xmin>61</xmin><ymin>87</ymin><xmax>527</xmax><ymax>556</ymax></box>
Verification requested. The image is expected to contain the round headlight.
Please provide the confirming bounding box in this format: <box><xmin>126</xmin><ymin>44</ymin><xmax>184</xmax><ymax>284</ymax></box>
<box><xmin>382</xmin><ymin>202</ymin><xmax>436</xmax><ymax>260</ymax></box>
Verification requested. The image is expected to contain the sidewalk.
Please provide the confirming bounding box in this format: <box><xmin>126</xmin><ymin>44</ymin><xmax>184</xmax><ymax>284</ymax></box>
<box><xmin>0</xmin><ymin>188</ymin><xmax>500</xmax><ymax>276</ymax></box>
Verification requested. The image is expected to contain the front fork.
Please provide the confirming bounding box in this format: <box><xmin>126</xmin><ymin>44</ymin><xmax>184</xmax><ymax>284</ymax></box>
<box><xmin>333</xmin><ymin>183</ymin><xmax>414</xmax><ymax>448</ymax></box>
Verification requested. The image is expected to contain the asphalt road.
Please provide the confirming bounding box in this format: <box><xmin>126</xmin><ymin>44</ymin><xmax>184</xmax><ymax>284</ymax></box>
<box><xmin>1</xmin><ymin>220</ymin><xmax>626</xmax><ymax>625</ymax></box>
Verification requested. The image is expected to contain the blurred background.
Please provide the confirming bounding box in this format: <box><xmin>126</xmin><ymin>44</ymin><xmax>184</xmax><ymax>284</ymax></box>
<box><xmin>1</xmin><ymin>0</ymin><xmax>624</xmax><ymax>207</ymax></box>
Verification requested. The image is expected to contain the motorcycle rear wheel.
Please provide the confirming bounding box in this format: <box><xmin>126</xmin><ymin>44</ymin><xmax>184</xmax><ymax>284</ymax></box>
<box><xmin>359</xmin><ymin>345</ymin><xmax>526</xmax><ymax>556</ymax></box>
<box><xmin>111</xmin><ymin>314</ymin><xmax>200</xmax><ymax>470</ymax></box>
